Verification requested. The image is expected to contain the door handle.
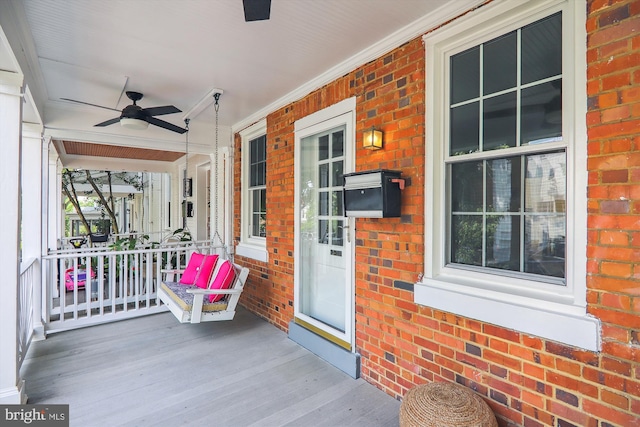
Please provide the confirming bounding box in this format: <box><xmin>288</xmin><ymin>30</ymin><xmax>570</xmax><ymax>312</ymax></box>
<box><xmin>342</xmin><ymin>225</ymin><xmax>350</xmax><ymax>243</ymax></box>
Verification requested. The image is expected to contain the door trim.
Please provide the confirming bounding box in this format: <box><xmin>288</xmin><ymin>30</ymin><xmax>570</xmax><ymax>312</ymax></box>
<box><xmin>294</xmin><ymin>317</ymin><xmax>350</xmax><ymax>350</ymax></box>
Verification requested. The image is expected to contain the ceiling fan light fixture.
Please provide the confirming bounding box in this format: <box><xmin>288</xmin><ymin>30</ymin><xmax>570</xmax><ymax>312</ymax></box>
<box><xmin>120</xmin><ymin>118</ymin><xmax>149</xmax><ymax>130</ymax></box>
<box><xmin>91</xmin><ymin>91</ymin><xmax>186</xmax><ymax>133</ymax></box>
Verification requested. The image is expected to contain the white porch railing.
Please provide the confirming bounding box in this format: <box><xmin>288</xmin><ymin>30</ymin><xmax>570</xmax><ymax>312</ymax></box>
<box><xmin>42</xmin><ymin>240</ymin><xmax>224</xmax><ymax>333</ymax></box>
<box><xmin>18</xmin><ymin>257</ymin><xmax>37</xmax><ymax>370</ymax></box>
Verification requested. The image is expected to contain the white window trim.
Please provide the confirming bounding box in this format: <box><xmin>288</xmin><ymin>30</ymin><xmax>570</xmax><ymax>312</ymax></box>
<box><xmin>237</xmin><ymin>118</ymin><xmax>268</xmax><ymax>262</ymax></box>
<box><xmin>418</xmin><ymin>0</ymin><xmax>599</xmax><ymax>351</ymax></box>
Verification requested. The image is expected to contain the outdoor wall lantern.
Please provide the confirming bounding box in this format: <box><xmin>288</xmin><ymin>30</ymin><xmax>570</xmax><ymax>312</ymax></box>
<box><xmin>363</xmin><ymin>127</ymin><xmax>383</xmax><ymax>150</ymax></box>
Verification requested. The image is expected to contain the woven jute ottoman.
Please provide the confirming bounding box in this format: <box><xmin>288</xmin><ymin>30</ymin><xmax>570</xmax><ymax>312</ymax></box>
<box><xmin>399</xmin><ymin>382</ymin><xmax>498</xmax><ymax>427</ymax></box>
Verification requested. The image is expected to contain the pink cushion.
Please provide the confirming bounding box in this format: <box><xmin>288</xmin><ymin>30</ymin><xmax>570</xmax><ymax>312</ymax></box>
<box><xmin>179</xmin><ymin>253</ymin><xmax>218</xmax><ymax>288</ymax></box>
<box><xmin>179</xmin><ymin>253</ymin><xmax>205</xmax><ymax>284</ymax></box>
<box><xmin>208</xmin><ymin>260</ymin><xmax>236</xmax><ymax>303</ymax></box>
<box><xmin>194</xmin><ymin>255</ymin><xmax>219</xmax><ymax>289</ymax></box>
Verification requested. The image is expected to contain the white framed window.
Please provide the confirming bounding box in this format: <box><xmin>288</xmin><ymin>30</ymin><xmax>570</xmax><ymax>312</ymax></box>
<box><xmin>237</xmin><ymin>119</ymin><xmax>268</xmax><ymax>262</ymax></box>
<box><xmin>248</xmin><ymin>136</ymin><xmax>267</xmax><ymax>238</ymax></box>
<box><xmin>418</xmin><ymin>0</ymin><xmax>599</xmax><ymax>351</ymax></box>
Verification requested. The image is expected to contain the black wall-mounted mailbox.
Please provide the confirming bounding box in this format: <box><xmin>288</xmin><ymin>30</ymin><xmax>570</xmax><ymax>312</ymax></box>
<box><xmin>343</xmin><ymin>169</ymin><xmax>403</xmax><ymax>218</ymax></box>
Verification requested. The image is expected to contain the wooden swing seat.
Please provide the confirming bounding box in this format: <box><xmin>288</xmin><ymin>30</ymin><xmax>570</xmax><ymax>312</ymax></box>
<box><xmin>158</xmin><ymin>262</ymin><xmax>249</xmax><ymax>324</ymax></box>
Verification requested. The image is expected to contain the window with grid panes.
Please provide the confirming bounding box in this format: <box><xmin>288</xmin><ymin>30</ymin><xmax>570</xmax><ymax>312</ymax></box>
<box><xmin>249</xmin><ymin>134</ymin><xmax>266</xmax><ymax>238</ymax></box>
<box><xmin>418</xmin><ymin>0</ymin><xmax>599</xmax><ymax>351</ymax></box>
<box><xmin>237</xmin><ymin>119</ymin><xmax>268</xmax><ymax>262</ymax></box>
<box><xmin>448</xmin><ymin>12</ymin><xmax>565</xmax><ymax>283</ymax></box>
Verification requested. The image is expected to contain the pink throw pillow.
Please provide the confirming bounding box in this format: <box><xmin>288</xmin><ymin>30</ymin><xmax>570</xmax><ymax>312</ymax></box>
<box><xmin>208</xmin><ymin>260</ymin><xmax>236</xmax><ymax>303</ymax></box>
<box><xmin>179</xmin><ymin>253</ymin><xmax>205</xmax><ymax>285</ymax></box>
<box><xmin>194</xmin><ymin>255</ymin><xmax>218</xmax><ymax>289</ymax></box>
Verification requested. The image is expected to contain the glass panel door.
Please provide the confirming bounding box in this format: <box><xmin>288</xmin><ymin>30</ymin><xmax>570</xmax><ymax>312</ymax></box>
<box><xmin>296</xmin><ymin>123</ymin><xmax>353</xmax><ymax>347</ymax></box>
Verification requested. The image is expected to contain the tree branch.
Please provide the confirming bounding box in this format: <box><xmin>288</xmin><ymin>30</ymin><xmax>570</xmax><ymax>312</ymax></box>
<box><xmin>62</xmin><ymin>170</ymin><xmax>92</xmax><ymax>238</ymax></box>
<box><xmin>85</xmin><ymin>170</ymin><xmax>119</xmax><ymax>234</ymax></box>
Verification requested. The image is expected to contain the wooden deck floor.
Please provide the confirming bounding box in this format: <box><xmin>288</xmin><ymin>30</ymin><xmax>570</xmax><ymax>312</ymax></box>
<box><xmin>21</xmin><ymin>307</ymin><xmax>400</xmax><ymax>427</ymax></box>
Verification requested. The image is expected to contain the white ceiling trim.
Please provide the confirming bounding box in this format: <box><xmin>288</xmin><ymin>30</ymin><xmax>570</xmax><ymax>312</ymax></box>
<box><xmin>44</xmin><ymin>127</ymin><xmax>187</xmax><ymax>152</ymax></box>
<box><xmin>23</xmin><ymin>86</ymin><xmax>43</xmax><ymax>125</ymax></box>
<box><xmin>0</xmin><ymin>19</ymin><xmax>20</xmax><ymax>73</ymax></box>
<box><xmin>44</xmin><ymin>125</ymin><xmax>230</xmax><ymax>154</ymax></box>
<box><xmin>60</xmin><ymin>154</ymin><xmax>176</xmax><ymax>174</ymax></box>
<box><xmin>0</xmin><ymin>0</ymin><xmax>48</xmax><ymax>120</ymax></box>
<box><xmin>231</xmin><ymin>0</ymin><xmax>486</xmax><ymax>133</ymax></box>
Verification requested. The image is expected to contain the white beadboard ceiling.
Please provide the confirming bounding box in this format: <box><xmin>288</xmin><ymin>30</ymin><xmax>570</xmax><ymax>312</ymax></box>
<box><xmin>2</xmin><ymin>0</ymin><xmax>482</xmax><ymax>167</ymax></box>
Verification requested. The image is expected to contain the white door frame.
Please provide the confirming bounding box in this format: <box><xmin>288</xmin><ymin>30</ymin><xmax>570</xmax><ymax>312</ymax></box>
<box><xmin>293</xmin><ymin>97</ymin><xmax>356</xmax><ymax>350</ymax></box>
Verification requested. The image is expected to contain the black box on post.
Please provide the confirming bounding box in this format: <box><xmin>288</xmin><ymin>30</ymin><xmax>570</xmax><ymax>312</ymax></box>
<box><xmin>343</xmin><ymin>169</ymin><xmax>403</xmax><ymax>218</ymax></box>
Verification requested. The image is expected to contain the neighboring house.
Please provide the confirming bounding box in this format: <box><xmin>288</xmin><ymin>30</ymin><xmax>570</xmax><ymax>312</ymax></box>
<box><xmin>66</xmin><ymin>206</ymin><xmax>110</xmax><ymax>237</ymax></box>
<box><xmin>0</xmin><ymin>0</ymin><xmax>638</xmax><ymax>426</ymax></box>
<box><xmin>234</xmin><ymin>1</ymin><xmax>639</xmax><ymax>426</ymax></box>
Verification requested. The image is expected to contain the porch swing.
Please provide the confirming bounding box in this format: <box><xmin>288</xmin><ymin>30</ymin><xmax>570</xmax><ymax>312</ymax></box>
<box><xmin>158</xmin><ymin>92</ymin><xmax>249</xmax><ymax>324</ymax></box>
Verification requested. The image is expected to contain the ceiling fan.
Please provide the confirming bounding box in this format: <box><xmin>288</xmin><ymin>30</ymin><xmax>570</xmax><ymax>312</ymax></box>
<box><xmin>62</xmin><ymin>91</ymin><xmax>187</xmax><ymax>134</ymax></box>
<box><xmin>243</xmin><ymin>0</ymin><xmax>271</xmax><ymax>21</ymax></box>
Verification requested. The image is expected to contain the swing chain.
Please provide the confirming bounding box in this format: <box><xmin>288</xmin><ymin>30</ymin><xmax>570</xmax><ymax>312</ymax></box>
<box><xmin>211</xmin><ymin>92</ymin><xmax>231</xmax><ymax>262</ymax></box>
<box><xmin>214</xmin><ymin>94</ymin><xmax>220</xmax><ymax>242</ymax></box>
<box><xmin>183</xmin><ymin>118</ymin><xmax>191</xmax><ymax>231</ymax></box>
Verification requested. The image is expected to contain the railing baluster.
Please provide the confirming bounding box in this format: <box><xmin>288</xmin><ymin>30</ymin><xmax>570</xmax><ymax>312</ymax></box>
<box><xmin>123</xmin><ymin>254</ymin><xmax>128</xmax><ymax>313</ymax></box>
<box><xmin>86</xmin><ymin>255</ymin><xmax>92</xmax><ymax>319</ymax></box>
<box><xmin>119</xmin><ymin>253</ymin><xmax>124</xmax><ymax>311</ymax></box>
<box><xmin>134</xmin><ymin>252</ymin><xmax>140</xmax><ymax>310</ymax></box>
<box><xmin>58</xmin><ymin>260</ymin><xmax>65</xmax><ymax>323</ymax></box>
<box><xmin>97</xmin><ymin>255</ymin><xmax>104</xmax><ymax>315</ymax></box>
<box><xmin>72</xmin><ymin>257</ymin><xmax>78</xmax><ymax>321</ymax></box>
<box><xmin>110</xmin><ymin>255</ymin><xmax>116</xmax><ymax>314</ymax></box>
<box><xmin>145</xmin><ymin>251</ymin><xmax>151</xmax><ymax>308</ymax></box>
<box><xmin>155</xmin><ymin>251</ymin><xmax>161</xmax><ymax>307</ymax></box>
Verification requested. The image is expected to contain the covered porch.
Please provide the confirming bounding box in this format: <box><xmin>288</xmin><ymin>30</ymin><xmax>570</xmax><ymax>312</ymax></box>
<box><xmin>2</xmin><ymin>0</ymin><xmax>460</xmax><ymax>411</ymax></box>
<box><xmin>22</xmin><ymin>308</ymin><xmax>400</xmax><ymax>426</ymax></box>
<box><xmin>5</xmin><ymin>1</ymin><xmax>640</xmax><ymax>425</ymax></box>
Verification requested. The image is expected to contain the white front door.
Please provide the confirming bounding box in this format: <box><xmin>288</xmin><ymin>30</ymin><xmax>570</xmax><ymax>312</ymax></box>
<box><xmin>295</xmin><ymin>113</ymin><xmax>354</xmax><ymax>350</ymax></box>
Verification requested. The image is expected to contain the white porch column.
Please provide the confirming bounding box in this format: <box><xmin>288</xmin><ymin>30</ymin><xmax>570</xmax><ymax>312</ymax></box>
<box><xmin>0</xmin><ymin>70</ymin><xmax>27</xmax><ymax>404</ymax></box>
<box><xmin>48</xmin><ymin>149</ymin><xmax>62</xmax><ymax>252</ymax></box>
<box><xmin>44</xmin><ymin>147</ymin><xmax>61</xmax><ymax>305</ymax></box>
<box><xmin>22</xmin><ymin>123</ymin><xmax>45</xmax><ymax>341</ymax></box>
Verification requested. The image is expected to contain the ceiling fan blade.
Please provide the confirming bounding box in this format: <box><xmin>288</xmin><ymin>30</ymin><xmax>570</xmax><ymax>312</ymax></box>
<box><xmin>61</xmin><ymin>98</ymin><xmax>121</xmax><ymax>112</ymax></box>
<box><xmin>146</xmin><ymin>116</ymin><xmax>187</xmax><ymax>134</ymax></box>
<box><xmin>243</xmin><ymin>0</ymin><xmax>271</xmax><ymax>21</ymax></box>
<box><xmin>94</xmin><ymin>117</ymin><xmax>121</xmax><ymax>127</ymax></box>
<box><xmin>141</xmin><ymin>105</ymin><xmax>181</xmax><ymax>116</ymax></box>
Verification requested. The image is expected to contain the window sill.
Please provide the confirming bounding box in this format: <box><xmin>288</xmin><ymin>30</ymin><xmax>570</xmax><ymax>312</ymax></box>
<box><xmin>236</xmin><ymin>243</ymin><xmax>268</xmax><ymax>263</ymax></box>
<box><xmin>414</xmin><ymin>278</ymin><xmax>600</xmax><ymax>351</ymax></box>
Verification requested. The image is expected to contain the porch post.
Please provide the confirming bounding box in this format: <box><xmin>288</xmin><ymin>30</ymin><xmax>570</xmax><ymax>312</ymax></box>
<box><xmin>0</xmin><ymin>69</ymin><xmax>27</xmax><ymax>404</ymax></box>
<box><xmin>48</xmin><ymin>148</ymin><xmax>62</xmax><ymax>252</ymax></box>
<box><xmin>22</xmin><ymin>123</ymin><xmax>45</xmax><ymax>341</ymax></box>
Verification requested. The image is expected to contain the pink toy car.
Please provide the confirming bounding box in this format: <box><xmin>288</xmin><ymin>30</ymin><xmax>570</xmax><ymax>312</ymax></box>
<box><xmin>64</xmin><ymin>267</ymin><xmax>96</xmax><ymax>291</ymax></box>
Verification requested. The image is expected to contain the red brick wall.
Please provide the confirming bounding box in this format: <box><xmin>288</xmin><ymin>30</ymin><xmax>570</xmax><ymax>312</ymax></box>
<box><xmin>233</xmin><ymin>128</ymin><xmax>294</xmax><ymax>331</ymax></box>
<box><xmin>234</xmin><ymin>1</ymin><xmax>640</xmax><ymax>425</ymax></box>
